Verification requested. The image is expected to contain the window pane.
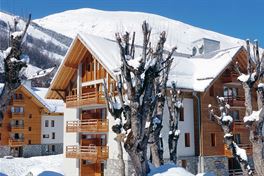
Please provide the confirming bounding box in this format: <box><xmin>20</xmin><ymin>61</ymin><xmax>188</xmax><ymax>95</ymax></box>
<box><xmin>45</xmin><ymin>120</ymin><xmax>49</xmax><ymax>127</ymax></box>
<box><xmin>185</xmin><ymin>133</ymin><xmax>190</xmax><ymax>147</ymax></box>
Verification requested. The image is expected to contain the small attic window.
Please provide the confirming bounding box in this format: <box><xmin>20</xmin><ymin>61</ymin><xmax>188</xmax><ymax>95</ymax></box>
<box><xmin>192</xmin><ymin>47</ymin><xmax>197</xmax><ymax>56</ymax></box>
<box><xmin>199</xmin><ymin>45</ymin><xmax>204</xmax><ymax>54</ymax></box>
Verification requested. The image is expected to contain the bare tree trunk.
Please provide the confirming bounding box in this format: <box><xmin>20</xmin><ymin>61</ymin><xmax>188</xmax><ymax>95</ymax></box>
<box><xmin>235</xmin><ymin>40</ymin><xmax>264</xmax><ymax>175</ymax></box>
<box><xmin>208</xmin><ymin>97</ymin><xmax>253</xmax><ymax>175</ymax></box>
<box><xmin>0</xmin><ymin>14</ymin><xmax>31</xmax><ymax>120</ymax></box>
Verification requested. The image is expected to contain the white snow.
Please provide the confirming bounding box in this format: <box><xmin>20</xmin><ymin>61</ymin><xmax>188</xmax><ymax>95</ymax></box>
<box><xmin>217</xmin><ymin>97</ymin><xmax>225</xmax><ymax>101</ymax></box>
<box><xmin>222</xmin><ymin>115</ymin><xmax>233</xmax><ymax>123</ymax></box>
<box><xmin>237</xmin><ymin>73</ymin><xmax>256</xmax><ymax>82</ymax></box>
<box><xmin>244</xmin><ymin>109</ymin><xmax>261</xmax><ymax>122</ymax></box>
<box><xmin>27</xmin><ymin>67</ymin><xmax>55</xmax><ymax>80</ymax></box>
<box><xmin>20</xmin><ymin>54</ymin><xmax>30</xmax><ymax>64</ymax></box>
<box><xmin>0</xmin><ymin>154</ymin><xmax>63</xmax><ymax>176</ymax></box>
<box><xmin>11</xmin><ymin>31</ymin><xmax>24</xmax><ymax>38</ymax></box>
<box><xmin>174</xmin><ymin>129</ymin><xmax>181</xmax><ymax>136</ymax></box>
<box><xmin>258</xmin><ymin>83</ymin><xmax>264</xmax><ymax>88</ymax></box>
<box><xmin>34</xmin><ymin>8</ymin><xmax>252</xmax><ymax>55</ymax></box>
<box><xmin>148</xmin><ymin>163</ymin><xmax>194</xmax><ymax>176</ymax></box>
<box><xmin>115</xmin><ymin>118</ymin><xmax>121</xmax><ymax>125</ymax></box>
<box><xmin>234</xmin><ymin>143</ymin><xmax>248</xmax><ymax>161</ymax></box>
<box><xmin>145</xmin><ymin>121</ymin><xmax>151</xmax><ymax>128</ymax></box>
<box><xmin>224</xmin><ymin>133</ymin><xmax>233</xmax><ymax>138</ymax></box>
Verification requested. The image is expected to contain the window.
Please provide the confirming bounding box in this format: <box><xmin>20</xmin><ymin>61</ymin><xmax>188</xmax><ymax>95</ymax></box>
<box><xmin>179</xmin><ymin>108</ymin><xmax>184</xmax><ymax>121</ymax></box>
<box><xmin>45</xmin><ymin>145</ymin><xmax>50</xmax><ymax>152</ymax></box>
<box><xmin>28</xmin><ymin>127</ymin><xmax>31</xmax><ymax>131</ymax></box>
<box><xmin>29</xmin><ymin>114</ymin><xmax>32</xmax><ymax>119</ymax></box>
<box><xmin>231</xmin><ymin>111</ymin><xmax>239</xmax><ymax>121</ymax></box>
<box><xmin>234</xmin><ymin>134</ymin><xmax>241</xmax><ymax>144</ymax></box>
<box><xmin>0</xmin><ymin>133</ymin><xmax>1</xmax><ymax>140</ymax></box>
<box><xmin>52</xmin><ymin>145</ymin><xmax>55</xmax><ymax>152</ymax></box>
<box><xmin>223</xmin><ymin>86</ymin><xmax>238</xmax><ymax>98</ymax></box>
<box><xmin>52</xmin><ymin>132</ymin><xmax>55</xmax><ymax>139</ymax></box>
<box><xmin>43</xmin><ymin>134</ymin><xmax>49</xmax><ymax>138</ymax></box>
<box><xmin>185</xmin><ymin>133</ymin><xmax>190</xmax><ymax>147</ymax></box>
<box><xmin>51</xmin><ymin>120</ymin><xmax>55</xmax><ymax>127</ymax></box>
<box><xmin>11</xmin><ymin>107</ymin><xmax>24</xmax><ymax>113</ymax></box>
<box><xmin>14</xmin><ymin>93</ymin><xmax>23</xmax><ymax>100</ymax></box>
<box><xmin>211</xmin><ymin>133</ymin><xmax>216</xmax><ymax>147</ymax></box>
<box><xmin>28</xmin><ymin>140</ymin><xmax>31</xmax><ymax>144</ymax></box>
<box><xmin>181</xmin><ymin>160</ymin><xmax>187</xmax><ymax>168</ymax></box>
<box><xmin>45</xmin><ymin>120</ymin><xmax>49</xmax><ymax>127</ymax></box>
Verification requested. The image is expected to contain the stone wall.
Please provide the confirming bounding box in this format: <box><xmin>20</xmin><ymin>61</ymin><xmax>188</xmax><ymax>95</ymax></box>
<box><xmin>202</xmin><ymin>155</ymin><xmax>229</xmax><ymax>176</ymax></box>
<box><xmin>23</xmin><ymin>145</ymin><xmax>42</xmax><ymax>157</ymax></box>
<box><xmin>0</xmin><ymin>146</ymin><xmax>10</xmax><ymax>157</ymax></box>
<box><xmin>105</xmin><ymin>159</ymin><xmax>135</xmax><ymax>176</ymax></box>
<box><xmin>177</xmin><ymin>156</ymin><xmax>198</xmax><ymax>174</ymax></box>
<box><xmin>23</xmin><ymin>143</ymin><xmax>63</xmax><ymax>157</ymax></box>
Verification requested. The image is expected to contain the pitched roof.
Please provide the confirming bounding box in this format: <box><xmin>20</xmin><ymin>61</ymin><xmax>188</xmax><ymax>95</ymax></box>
<box><xmin>46</xmin><ymin>33</ymin><xmax>245</xmax><ymax>99</ymax></box>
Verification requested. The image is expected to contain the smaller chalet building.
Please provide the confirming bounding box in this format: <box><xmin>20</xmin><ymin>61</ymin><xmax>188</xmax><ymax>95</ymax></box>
<box><xmin>46</xmin><ymin>33</ymin><xmax>254</xmax><ymax>176</ymax></box>
<box><xmin>0</xmin><ymin>81</ymin><xmax>64</xmax><ymax>157</ymax></box>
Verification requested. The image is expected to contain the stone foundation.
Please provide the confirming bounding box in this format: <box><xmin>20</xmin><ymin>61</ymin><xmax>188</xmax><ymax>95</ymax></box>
<box><xmin>105</xmin><ymin>159</ymin><xmax>135</xmax><ymax>176</ymax></box>
<box><xmin>202</xmin><ymin>155</ymin><xmax>229</xmax><ymax>176</ymax></box>
<box><xmin>0</xmin><ymin>146</ymin><xmax>10</xmax><ymax>157</ymax></box>
<box><xmin>22</xmin><ymin>143</ymin><xmax>63</xmax><ymax>158</ymax></box>
<box><xmin>177</xmin><ymin>156</ymin><xmax>198</xmax><ymax>174</ymax></box>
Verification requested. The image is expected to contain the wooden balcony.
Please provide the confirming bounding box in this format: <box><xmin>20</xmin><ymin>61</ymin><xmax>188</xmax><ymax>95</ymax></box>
<box><xmin>10</xmin><ymin>125</ymin><xmax>24</xmax><ymax>133</ymax></box>
<box><xmin>9</xmin><ymin>138</ymin><xmax>24</xmax><ymax>147</ymax></box>
<box><xmin>66</xmin><ymin>91</ymin><xmax>106</xmax><ymax>108</ymax></box>
<box><xmin>224</xmin><ymin>144</ymin><xmax>252</xmax><ymax>158</ymax></box>
<box><xmin>224</xmin><ymin>96</ymin><xmax>245</xmax><ymax>107</ymax></box>
<box><xmin>66</xmin><ymin>145</ymin><xmax>108</xmax><ymax>162</ymax></box>
<box><xmin>11</xmin><ymin>112</ymin><xmax>24</xmax><ymax>119</ymax></box>
<box><xmin>12</xmin><ymin>99</ymin><xmax>24</xmax><ymax>106</ymax></box>
<box><xmin>233</xmin><ymin>121</ymin><xmax>247</xmax><ymax>131</ymax></box>
<box><xmin>222</xmin><ymin>73</ymin><xmax>239</xmax><ymax>83</ymax></box>
<box><xmin>66</xmin><ymin>119</ymin><xmax>108</xmax><ymax>133</ymax></box>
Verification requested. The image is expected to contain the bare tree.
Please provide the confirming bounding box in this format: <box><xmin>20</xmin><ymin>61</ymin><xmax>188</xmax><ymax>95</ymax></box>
<box><xmin>0</xmin><ymin>14</ymin><xmax>31</xmax><ymax>120</ymax></box>
<box><xmin>234</xmin><ymin>40</ymin><xmax>264</xmax><ymax>175</ymax></box>
<box><xmin>103</xmin><ymin>21</ymin><xmax>176</xmax><ymax>176</ymax></box>
<box><xmin>167</xmin><ymin>82</ymin><xmax>183</xmax><ymax>164</ymax></box>
<box><xmin>208</xmin><ymin>97</ymin><xmax>253</xmax><ymax>175</ymax></box>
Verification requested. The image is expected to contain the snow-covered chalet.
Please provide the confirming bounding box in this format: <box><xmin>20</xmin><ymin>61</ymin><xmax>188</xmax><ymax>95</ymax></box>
<box><xmin>45</xmin><ymin>32</ymin><xmax>254</xmax><ymax>176</ymax></box>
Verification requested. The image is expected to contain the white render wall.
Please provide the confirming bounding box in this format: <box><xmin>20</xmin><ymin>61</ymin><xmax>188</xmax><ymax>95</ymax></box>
<box><xmin>162</xmin><ymin>98</ymin><xmax>195</xmax><ymax>158</ymax></box>
<box><xmin>108</xmin><ymin>98</ymin><xmax>195</xmax><ymax>161</ymax></box>
<box><xmin>63</xmin><ymin>105</ymin><xmax>80</xmax><ymax>176</ymax></box>
<box><xmin>41</xmin><ymin>115</ymin><xmax>64</xmax><ymax>144</ymax></box>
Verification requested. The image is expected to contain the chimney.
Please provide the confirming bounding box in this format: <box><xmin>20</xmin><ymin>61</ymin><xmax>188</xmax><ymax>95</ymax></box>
<box><xmin>192</xmin><ymin>38</ymin><xmax>220</xmax><ymax>56</ymax></box>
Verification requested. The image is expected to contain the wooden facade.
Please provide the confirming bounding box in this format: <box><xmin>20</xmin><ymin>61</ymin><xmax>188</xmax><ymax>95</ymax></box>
<box><xmin>198</xmin><ymin>49</ymin><xmax>253</xmax><ymax>158</ymax></box>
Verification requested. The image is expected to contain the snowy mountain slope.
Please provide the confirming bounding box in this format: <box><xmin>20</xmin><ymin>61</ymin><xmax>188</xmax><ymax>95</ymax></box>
<box><xmin>35</xmin><ymin>8</ymin><xmax>249</xmax><ymax>54</ymax></box>
<box><xmin>0</xmin><ymin>11</ymin><xmax>72</xmax><ymax>85</ymax></box>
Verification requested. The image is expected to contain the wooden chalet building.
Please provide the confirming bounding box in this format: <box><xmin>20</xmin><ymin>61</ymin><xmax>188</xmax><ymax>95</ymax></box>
<box><xmin>0</xmin><ymin>81</ymin><xmax>64</xmax><ymax>157</ymax></box>
<box><xmin>46</xmin><ymin>34</ymin><xmax>254</xmax><ymax>176</ymax></box>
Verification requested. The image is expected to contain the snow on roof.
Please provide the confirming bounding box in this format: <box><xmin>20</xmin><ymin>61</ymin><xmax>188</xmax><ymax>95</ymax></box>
<box><xmin>27</xmin><ymin>67</ymin><xmax>55</xmax><ymax>80</ymax></box>
<box><xmin>76</xmin><ymin>33</ymin><xmax>243</xmax><ymax>92</ymax></box>
<box><xmin>23</xmin><ymin>84</ymin><xmax>64</xmax><ymax>113</ymax></box>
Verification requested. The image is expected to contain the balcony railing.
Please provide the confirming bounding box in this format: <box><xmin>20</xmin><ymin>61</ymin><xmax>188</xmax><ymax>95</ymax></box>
<box><xmin>11</xmin><ymin>112</ymin><xmax>24</xmax><ymax>119</ymax></box>
<box><xmin>224</xmin><ymin>144</ymin><xmax>252</xmax><ymax>157</ymax></box>
<box><xmin>9</xmin><ymin>138</ymin><xmax>24</xmax><ymax>146</ymax></box>
<box><xmin>66</xmin><ymin>91</ymin><xmax>105</xmax><ymax>108</ymax></box>
<box><xmin>10</xmin><ymin>125</ymin><xmax>24</xmax><ymax>132</ymax></box>
<box><xmin>224</xmin><ymin>96</ymin><xmax>245</xmax><ymax>107</ymax></box>
<box><xmin>232</xmin><ymin>121</ymin><xmax>247</xmax><ymax>131</ymax></box>
<box><xmin>12</xmin><ymin>99</ymin><xmax>24</xmax><ymax>105</ymax></box>
<box><xmin>66</xmin><ymin>145</ymin><xmax>108</xmax><ymax>162</ymax></box>
<box><xmin>66</xmin><ymin>119</ymin><xmax>108</xmax><ymax>133</ymax></box>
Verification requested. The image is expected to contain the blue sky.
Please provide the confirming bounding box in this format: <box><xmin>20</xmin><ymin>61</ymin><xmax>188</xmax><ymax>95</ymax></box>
<box><xmin>1</xmin><ymin>0</ymin><xmax>263</xmax><ymax>44</ymax></box>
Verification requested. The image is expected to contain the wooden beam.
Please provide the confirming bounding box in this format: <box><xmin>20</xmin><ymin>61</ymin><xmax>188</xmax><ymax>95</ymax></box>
<box><xmin>54</xmin><ymin>90</ymin><xmax>66</xmax><ymax>102</ymax></box>
<box><xmin>64</xmin><ymin>63</ymin><xmax>78</xmax><ymax>69</ymax></box>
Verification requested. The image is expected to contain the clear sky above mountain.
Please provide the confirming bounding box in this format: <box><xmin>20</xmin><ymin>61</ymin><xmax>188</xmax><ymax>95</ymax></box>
<box><xmin>1</xmin><ymin>0</ymin><xmax>263</xmax><ymax>45</ymax></box>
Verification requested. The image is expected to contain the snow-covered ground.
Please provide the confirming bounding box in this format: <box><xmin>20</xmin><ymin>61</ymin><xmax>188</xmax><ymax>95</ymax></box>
<box><xmin>0</xmin><ymin>154</ymin><xmax>216</xmax><ymax>176</ymax></box>
<box><xmin>0</xmin><ymin>154</ymin><xmax>63</xmax><ymax>176</ymax></box>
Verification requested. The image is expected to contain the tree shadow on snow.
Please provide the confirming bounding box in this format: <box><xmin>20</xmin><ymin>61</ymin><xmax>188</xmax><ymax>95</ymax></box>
<box><xmin>38</xmin><ymin>171</ymin><xmax>63</xmax><ymax>176</ymax></box>
<box><xmin>0</xmin><ymin>173</ymin><xmax>8</xmax><ymax>176</ymax></box>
